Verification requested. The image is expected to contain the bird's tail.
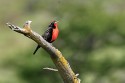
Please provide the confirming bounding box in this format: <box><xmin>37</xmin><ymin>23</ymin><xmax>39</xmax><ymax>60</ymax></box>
<box><xmin>33</xmin><ymin>45</ymin><xmax>40</xmax><ymax>55</ymax></box>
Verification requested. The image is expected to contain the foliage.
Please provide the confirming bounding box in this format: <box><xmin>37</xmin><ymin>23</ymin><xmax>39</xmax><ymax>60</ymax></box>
<box><xmin>0</xmin><ymin>0</ymin><xmax>125</xmax><ymax>83</ymax></box>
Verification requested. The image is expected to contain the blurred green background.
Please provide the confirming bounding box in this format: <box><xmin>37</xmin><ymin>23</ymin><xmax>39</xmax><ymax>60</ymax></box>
<box><xmin>1</xmin><ymin>0</ymin><xmax>125</xmax><ymax>83</ymax></box>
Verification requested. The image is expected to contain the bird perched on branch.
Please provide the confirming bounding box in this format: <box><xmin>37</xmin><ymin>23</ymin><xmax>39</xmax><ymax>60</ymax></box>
<box><xmin>33</xmin><ymin>21</ymin><xmax>59</xmax><ymax>55</ymax></box>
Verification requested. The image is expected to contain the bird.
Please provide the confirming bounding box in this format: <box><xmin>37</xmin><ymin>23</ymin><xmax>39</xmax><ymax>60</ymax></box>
<box><xmin>33</xmin><ymin>21</ymin><xmax>59</xmax><ymax>55</ymax></box>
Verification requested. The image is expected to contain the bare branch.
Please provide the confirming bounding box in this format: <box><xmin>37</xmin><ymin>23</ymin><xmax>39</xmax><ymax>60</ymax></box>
<box><xmin>6</xmin><ymin>21</ymin><xmax>80</xmax><ymax>83</ymax></box>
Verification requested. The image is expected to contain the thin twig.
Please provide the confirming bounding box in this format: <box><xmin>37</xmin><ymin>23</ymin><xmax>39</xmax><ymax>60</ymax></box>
<box><xmin>43</xmin><ymin>67</ymin><xmax>58</xmax><ymax>71</ymax></box>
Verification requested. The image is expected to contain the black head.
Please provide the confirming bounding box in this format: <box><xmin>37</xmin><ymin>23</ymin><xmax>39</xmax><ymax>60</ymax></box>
<box><xmin>49</xmin><ymin>21</ymin><xmax>57</xmax><ymax>28</ymax></box>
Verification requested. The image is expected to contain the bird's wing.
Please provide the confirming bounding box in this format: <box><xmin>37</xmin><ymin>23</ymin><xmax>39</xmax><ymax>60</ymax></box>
<box><xmin>42</xmin><ymin>27</ymin><xmax>53</xmax><ymax>42</ymax></box>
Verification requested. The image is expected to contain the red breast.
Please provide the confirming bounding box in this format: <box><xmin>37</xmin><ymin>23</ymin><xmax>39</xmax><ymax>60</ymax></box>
<box><xmin>51</xmin><ymin>26</ymin><xmax>59</xmax><ymax>42</ymax></box>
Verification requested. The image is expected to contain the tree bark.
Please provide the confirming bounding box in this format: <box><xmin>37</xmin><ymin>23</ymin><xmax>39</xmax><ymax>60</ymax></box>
<box><xmin>6</xmin><ymin>21</ymin><xmax>80</xmax><ymax>83</ymax></box>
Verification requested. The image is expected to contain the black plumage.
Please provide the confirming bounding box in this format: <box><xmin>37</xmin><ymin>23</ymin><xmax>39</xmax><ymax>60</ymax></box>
<box><xmin>33</xmin><ymin>21</ymin><xmax>56</xmax><ymax>55</ymax></box>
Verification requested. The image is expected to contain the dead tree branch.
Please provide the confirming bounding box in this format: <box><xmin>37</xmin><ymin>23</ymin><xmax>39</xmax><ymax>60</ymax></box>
<box><xmin>6</xmin><ymin>21</ymin><xmax>81</xmax><ymax>83</ymax></box>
